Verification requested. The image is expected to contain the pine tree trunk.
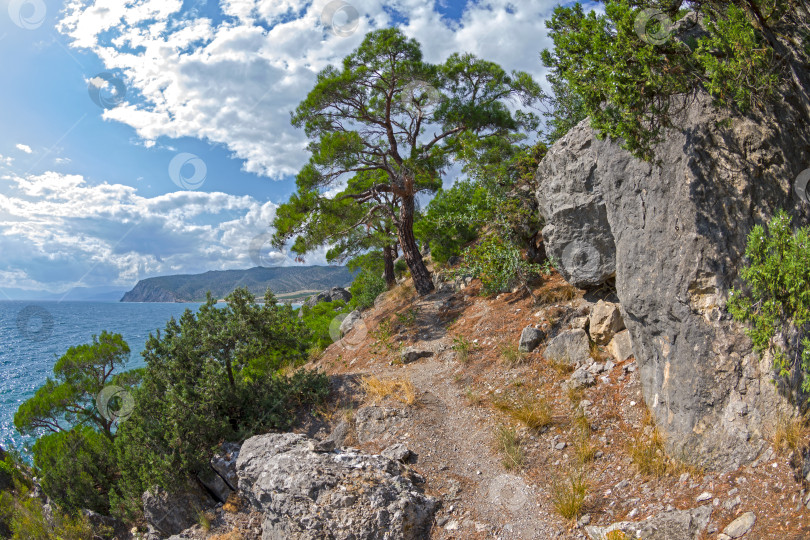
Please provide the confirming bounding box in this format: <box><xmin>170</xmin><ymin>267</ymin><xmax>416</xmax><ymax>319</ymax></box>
<box><xmin>383</xmin><ymin>245</ymin><xmax>396</xmax><ymax>288</ymax></box>
<box><xmin>397</xmin><ymin>195</ymin><xmax>434</xmax><ymax>295</ymax></box>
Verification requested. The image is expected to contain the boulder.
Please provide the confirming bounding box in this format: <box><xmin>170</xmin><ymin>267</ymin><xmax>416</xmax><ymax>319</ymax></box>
<box><xmin>210</xmin><ymin>442</ymin><xmax>240</xmax><ymax>491</ymax></box>
<box><xmin>608</xmin><ymin>330</ymin><xmax>634</xmax><ymax>362</ymax></box>
<box><xmin>324</xmin><ymin>420</ymin><xmax>351</xmax><ymax>448</ymax></box>
<box><xmin>544</xmin><ymin>329</ymin><xmax>590</xmax><ymax>366</ymax></box>
<box><xmin>236</xmin><ymin>432</ymin><xmax>437</xmax><ymax>540</ymax></box>
<box><xmin>722</xmin><ymin>512</ymin><xmax>756</xmax><ymax>538</ymax></box>
<box><xmin>585</xmin><ymin>505</ymin><xmax>712</xmax><ymax>540</ymax></box>
<box><xmin>197</xmin><ymin>468</ymin><xmax>232</xmax><ymax>503</ymax></box>
<box><xmin>339</xmin><ymin>309</ymin><xmax>362</xmax><ymax>336</ymax></box>
<box><xmin>304</xmin><ymin>287</ymin><xmax>352</xmax><ymax>308</ymax></box>
<box><xmin>142</xmin><ymin>485</ymin><xmax>215</xmax><ymax>536</ymax></box>
<box><xmin>354</xmin><ymin>406</ymin><xmax>408</xmax><ymax>443</ymax></box>
<box><xmin>401</xmin><ymin>347</ymin><xmax>433</xmax><ymax>364</ymax></box>
<box><xmin>569</xmin><ymin>367</ymin><xmax>596</xmax><ymax>389</ymax></box>
<box><xmin>381</xmin><ymin>443</ymin><xmax>413</xmax><ymax>463</ymax></box>
<box><xmin>518</xmin><ymin>326</ymin><xmax>545</xmax><ymax>353</ymax></box>
<box><xmin>535</xmin><ymin>84</ymin><xmax>810</xmax><ymax>469</ymax></box>
<box><xmin>588</xmin><ymin>300</ymin><xmax>625</xmax><ymax>344</ymax></box>
<box><xmin>81</xmin><ymin>509</ymin><xmax>128</xmax><ymax>539</ymax></box>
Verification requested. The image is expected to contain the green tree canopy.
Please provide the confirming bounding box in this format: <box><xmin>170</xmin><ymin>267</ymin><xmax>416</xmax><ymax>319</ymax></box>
<box><xmin>274</xmin><ymin>170</ymin><xmax>400</xmax><ymax>287</ymax></box>
<box><xmin>278</xmin><ymin>27</ymin><xmax>544</xmax><ymax>295</ymax></box>
<box><xmin>14</xmin><ymin>331</ymin><xmax>136</xmax><ymax>439</ymax></box>
<box><xmin>541</xmin><ymin>0</ymin><xmax>806</xmax><ymax>157</ymax></box>
<box><xmin>112</xmin><ymin>287</ymin><xmax>327</xmax><ymax>516</ymax></box>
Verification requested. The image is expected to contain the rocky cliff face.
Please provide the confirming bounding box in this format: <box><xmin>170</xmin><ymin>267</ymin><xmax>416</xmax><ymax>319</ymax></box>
<box><xmin>536</xmin><ymin>85</ymin><xmax>810</xmax><ymax>470</ymax></box>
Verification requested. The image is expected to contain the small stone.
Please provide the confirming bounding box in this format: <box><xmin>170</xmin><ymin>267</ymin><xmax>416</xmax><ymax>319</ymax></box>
<box><xmin>723</xmin><ymin>497</ymin><xmax>741</xmax><ymax>511</ymax></box>
<box><xmin>696</xmin><ymin>492</ymin><xmax>712</xmax><ymax>502</ymax></box>
<box><xmin>307</xmin><ymin>439</ymin><xmax>336</xmax><ymax>453</ymax></box>
<box><xmin>578</xmin><ymin>514</ymin><xmax>591</xmax><ymax>526</ymax></box>
<box><xmin>445</xmin><ymin>520</ymin><xmax>459</xmax><ymax>531</ymax></box>
<box><xmin>628</xmin><ymin>508</ymin><xmax>639</xmax><ymax>518</ymax></box>
<box><xmin>722</xmin><ymin>512</ymin><xmax>755</xmax><ymax>538</ymax></box>
<box><xmin>615</xmin><ymin>479</ymin><xmax>630</xmax><ymax>490</ymax></box>
<box><xmin>401</xmin><ymin>347</ymin><xmax>433</xmax><ymax>364</ymax></box>
<box><xmin>594</xmin><ymin>451</ymin><xmax>604</xmax><ymax>459</ymax></box>
<box><xmin>519</xmin><ymin>326</ymin><xmax>545</xmax><ymax>353</ymax></box>
<box><xmin>381</xmin><ymin>443</ymin><xmax>412</xmax><ymax>463</ymax></box>
<box><xmin>569</xmin><ymin>367</ymin><xmax>596</xmax><ymax>389</ymax></box>
<box><xmin>678</xmin><ymin>472</ymin><xmax>690</xmax><ymax>483</ymax></box>
<box><xmin>555</xmin><ymin>442</ymin><xmax>567</xmax><ymax>451</ymax></box>
<box><xmin>718</xmin><ymin>534</ymin><xmax>731</xmax><ymax>540</ymax></box>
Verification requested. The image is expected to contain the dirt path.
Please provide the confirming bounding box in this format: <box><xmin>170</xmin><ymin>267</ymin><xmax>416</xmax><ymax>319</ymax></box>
<box><xmin>350</xmin><ymin>290</ymin><xmax>567</xmax><ymax>539</ymax></box>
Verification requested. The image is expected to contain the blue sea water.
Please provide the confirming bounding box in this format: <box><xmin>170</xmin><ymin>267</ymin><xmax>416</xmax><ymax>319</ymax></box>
<box><xmin>0</xmin><ymin>301</ymin><xmax>202</xmax><ymax>454</ymax></box>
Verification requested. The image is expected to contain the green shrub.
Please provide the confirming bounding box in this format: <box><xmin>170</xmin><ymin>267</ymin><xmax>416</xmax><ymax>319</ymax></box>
<box><xmin>415</xmin><ymin>180</ymin><xmax>496</xmax><ymax>264</ymax></box>
<box><xmin>32</xmin><ymin>427</ymin><xmax>117</xmax><ymax>515</ymax></box>
<box><xmin>300</xmin><ymin>299</ymin><xmax>349</xmax><ymax>349</ymax></box>
<box><xmin>394</xmin><ymin>259</ymin><xmax>409</xmax><ymax>278</ymax></box>
<box><xmin>350</xmin><ymin>270</ymin><xmax>386</xmax><ymax>310</ymax></box>
<box><xmin>456</xmin><ymin>235</ymin><xmax>543</xmax><ymax>295</ymax></box>
<box><xmin>112</xmin><ymin>288</ymin><xmax>328</xmax><ymax>518</ymax></box>
<box><xmin>728</xmin><ymin>211</ymin><xmax>810</xmax><ymax>393</ymax></box>
<box><xmin>542</xmin><ymin>1</ymin><xmax>784</xmax><ymax>160</ymax></box>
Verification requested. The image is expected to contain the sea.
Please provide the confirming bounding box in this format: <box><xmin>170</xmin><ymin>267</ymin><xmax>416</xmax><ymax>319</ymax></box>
<box><xmin>0</xmin><ymin>300</ymin><xmax>204</xmax><ymax>455</ymax></box>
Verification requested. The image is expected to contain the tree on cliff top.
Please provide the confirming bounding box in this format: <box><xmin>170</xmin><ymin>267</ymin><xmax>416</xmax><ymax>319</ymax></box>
<box><xmin>14</xmin><ymin>331</ymin><xmax>136</xmax><ymax>440</ymax></box>
<box><xmin>273</xmin><ymin>170</ymin><xmax>400</xmax><ymax>288</ymax></box>
<box><xmin>278</xmin><ymin>28</ymin><xmax>543</xmax><ymax>295</ymax></box>
<box><xmin>542</xmin><ymin>0</ymin><xmax>807</xmax><ymax>157</ymax></box>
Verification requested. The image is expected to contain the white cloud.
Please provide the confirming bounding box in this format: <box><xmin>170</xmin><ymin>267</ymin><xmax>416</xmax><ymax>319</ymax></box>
<box><xmin>0</xmin><ymin>171</ymin><xmax>321</xmax><ymax>291</ymax></box>
<box><xmin>54</xmin><ymin>157</ymin><xmax>72</xmax><ymax>164</ymax></box>
<box><xmin>0</xmin><ymin>155</ymin><xmax>13</xmax><ymax>166</ymax></box>
<box><xmin>15</xmin><ymin>144</ymin><xmax>32</xmax><ymax>154</ymax></box>
<box><xmin>57</xmin><ymin>0</ymin><xmax>557</xmax><ymax>180</ymax></box>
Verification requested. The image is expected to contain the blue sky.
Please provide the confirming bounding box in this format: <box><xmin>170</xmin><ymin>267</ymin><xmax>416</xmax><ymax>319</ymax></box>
<box><xmin>0</xmin><ymin>0</ymin><xmax>560</xmax><ymax>293</ymax></box>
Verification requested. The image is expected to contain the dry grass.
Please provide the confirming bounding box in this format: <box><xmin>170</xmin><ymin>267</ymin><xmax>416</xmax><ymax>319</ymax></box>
<box><xmin>494</xmin><ymin>424</ymin><xmax>525</xmax><ymax>470</ymax></box>
<box><xmin>550</xmin><ymin>467</ymin><xmax>588</xmax><ymax>520</ymax></box>
<box><xmin>361</xmin><ymin>375</ymin><xmax>417</xmax><ymax>406</ymax></box>
<box><xmin>588</xmin><ymin>340</ymin><xmax>605</xmax><ymax>362</ymax></box>
<box><xmin>464</xmin><ymin>386</ymin><xmax>485</xmax><ymax>406</ymax></box>
<box><xmin>571</xmin><ymin>411</ymin><xmax>597</xmax><ymax>464</ymax></box>
<box><xmin>537</xmin><ymin>284</ymin><xmax>579</xmax><ymax>304</ymax></box>
<box><xmin>549</xmin><ymin>357</ymin><xmax>575</xmax><ymax>376</ymax></box>
<box><xmin>197</xmin><ymin>510</ymin><xmax>214</xmax><ymax>531</ymax></box>
<box><xmin>222</xmin><ymin>493</ymin><xmax>242</xmax><ymax>514</ymax></box>
<box><xmin>393</xmin><ymin>283</ymin><xmax>416</xmax><ymax>302</ymax></box>
<box><xmin>605</xmin><ymin>531</ymin><xmax>629</xmax><ymax>540</ymax></box>
<box><xmin>500</xmin><ymin>342</ymin><xmax>528</xmax><ymax>367</ymax></box>
<box><xmin>493</xmin><ymin>392</ymin><xmax>552</xmax><ymax>431</ymax></box>
<box><xmin>774</xmin><ymin>414</ymin><xmax>805</xmax><ymax>453</ymax></box>
<box><xmin>209</xmin><ymin>530</ymin><xmax>245</xmax><ymax>540</ymax></box>
<box><xmin>567</xmin><ymin>386</ymin><xmax>583</xmax><ymax>406</ymax></box>
<box><xmin>630</xmin><ymin>410</ymin><xmax>701</xmax><ymax>478</ymax></box>
<box><xmin>452</xmin><ymin>335</ymin><xmax>476</xmax><ymax>364</ymax></box>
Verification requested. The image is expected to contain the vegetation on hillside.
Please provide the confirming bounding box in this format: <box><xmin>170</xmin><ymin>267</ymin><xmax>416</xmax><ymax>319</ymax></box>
<box><xmin>542</xmin><ymin>0</ymin><xmax>806</xmax><ymax>158</ymax></box>
<box><xmin>728</xmin><ymin>211</ymin><xmax>810</xmax><ymax>394</ymax></box>
<box><xmin>11</xmin><ymin>1</ymin><xmax>810</xmax><ymax>534</ymax></box>
<box><xmin>272</xmin><ymin>27</ymin><xmax>544</xmax><ymax>296</ymax></box>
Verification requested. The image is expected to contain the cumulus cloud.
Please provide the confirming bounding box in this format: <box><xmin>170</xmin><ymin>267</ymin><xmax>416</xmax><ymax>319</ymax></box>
<box><xmin>0</xmin><ymin>171</ymin><xmax>319</xmax><ymax>291</ymax></box>
<box><xmin>15</xmin><ymin>144</ymin><xmax>32</xmax><ymax>154</ymax></box>
<box><xmin>57</xmin><ymin>0</ymin><xmax>557</xmax><ymax>180</ymax></box>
